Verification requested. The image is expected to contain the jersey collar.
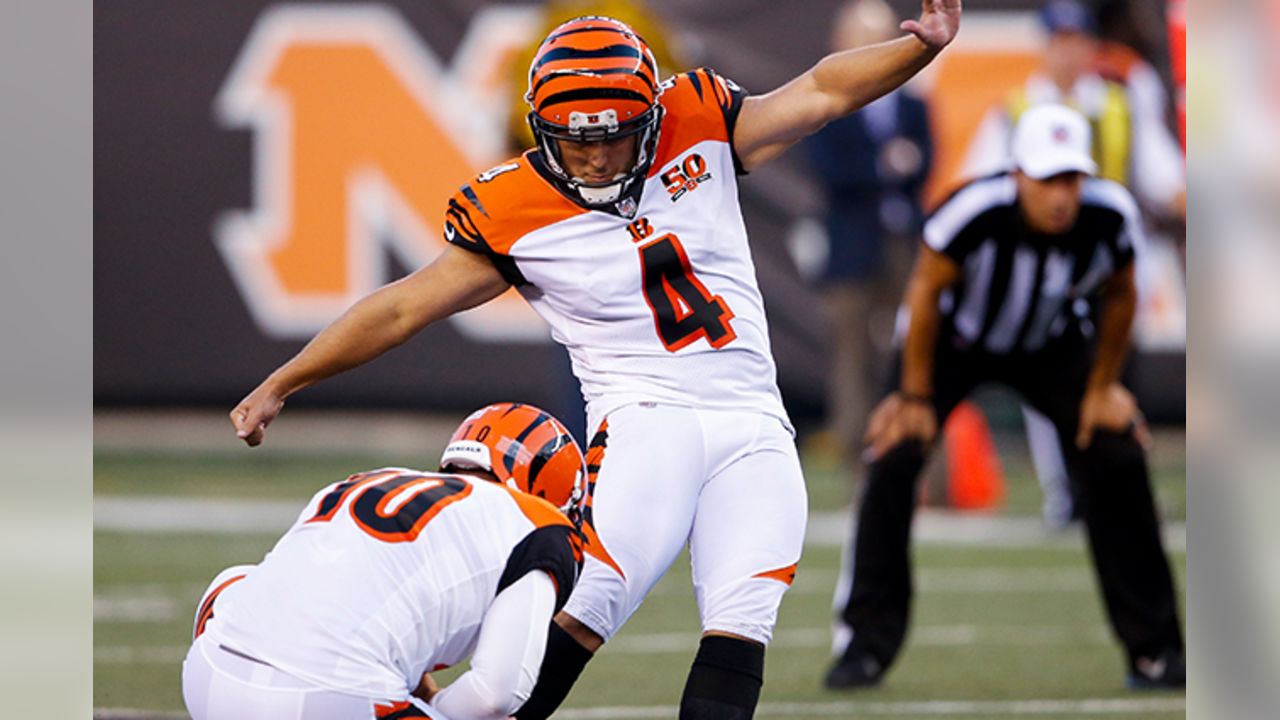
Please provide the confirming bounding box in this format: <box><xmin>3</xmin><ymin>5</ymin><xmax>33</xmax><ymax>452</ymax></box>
<box><xmin>528</xmin><ymin>150</ymin><xmax>645</xmax><ymax>219</ymax></box>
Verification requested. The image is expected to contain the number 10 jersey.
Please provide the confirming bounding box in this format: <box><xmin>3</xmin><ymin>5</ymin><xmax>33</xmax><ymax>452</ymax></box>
<box><xmin>445</xmin><ymin>68</ymin><xmax>790</xmax><ymax>432</ymax></box>
<box><xmin>203</xmin><ymin>469</ymin><xmax>580</xmax><ymax>701</ymax></box>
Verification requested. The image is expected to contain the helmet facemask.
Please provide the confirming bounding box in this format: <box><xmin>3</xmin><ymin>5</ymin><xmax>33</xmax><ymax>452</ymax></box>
<box><xmin>528</xmin><ymin>103</ymin><xmax>664</xmax><ymax>206</ymax></box>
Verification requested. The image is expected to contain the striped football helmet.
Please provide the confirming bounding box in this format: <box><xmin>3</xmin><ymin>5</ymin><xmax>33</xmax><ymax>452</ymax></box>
<box><xmin>440</xmin><ymin>402</ymin><xmax>586</xmax><ymax>524</ymax></box>
<box><xmin>526</xmin><ymin>16</ymin><xmax>664</xmax><ymax>206</ymax></box>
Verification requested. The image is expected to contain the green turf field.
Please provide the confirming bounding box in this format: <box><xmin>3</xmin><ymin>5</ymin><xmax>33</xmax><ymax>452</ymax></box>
<box><xmin>94</xmin><ymin>437</ymin><xmax>1186</xmax><ymax>719</ymax></box>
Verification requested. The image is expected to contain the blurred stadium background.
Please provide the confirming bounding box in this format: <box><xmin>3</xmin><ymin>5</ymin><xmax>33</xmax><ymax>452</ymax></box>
<box><xmin>94</xmin><ymin>1</ymin><xmax>1189</xmax><ymax>717</ymax></box>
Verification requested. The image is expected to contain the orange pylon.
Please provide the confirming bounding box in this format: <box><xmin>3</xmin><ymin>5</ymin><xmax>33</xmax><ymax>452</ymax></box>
<box><xmin>943</xmin><ymin>401</ymin><xmax>1005</xmax><ymax>510</ymax></box>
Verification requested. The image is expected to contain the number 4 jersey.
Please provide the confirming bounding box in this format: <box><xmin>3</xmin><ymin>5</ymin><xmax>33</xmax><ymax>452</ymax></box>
<box><xmin>445</xmin><ymin>68</ymin><xmax>790</xmax><ymax>432</ymax></box>
<box><xmin>201</xmin><ymin>468</ymin><xmax>582</xmax><ymax>701</ymax></box>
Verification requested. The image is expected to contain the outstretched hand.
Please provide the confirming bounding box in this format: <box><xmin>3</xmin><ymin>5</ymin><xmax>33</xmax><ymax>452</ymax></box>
<box><xmin>230</xmin><ymin>383</ymin><xmax>285</xmax><ymax>447</ymax></box>
<box><xmin>901</xmin><ymin>0</ymin><xmax>962</xmax><ymax>51</ymax></box>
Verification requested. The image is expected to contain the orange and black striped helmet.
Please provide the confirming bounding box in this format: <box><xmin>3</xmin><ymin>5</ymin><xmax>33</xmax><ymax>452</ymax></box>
<box><xmin>526</xmin><ymin>16</ymin><xmax>664</xmax><ymax>205</ymax></box>
<box><xmin>439</xmin><ymin>403</ymin><xmax>586</xmax><ymax>524</ymax></box>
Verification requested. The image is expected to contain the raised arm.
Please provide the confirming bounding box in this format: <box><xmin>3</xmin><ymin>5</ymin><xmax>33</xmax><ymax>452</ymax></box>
<box><xmin>230</xmin><ymin>245</ymin><xmax>510</xmax><ymax>446</ymax></box>
<box><xmin>733</xmin><ymin>0</ymin><xmax>960</xmax><ymax>172</ymax></box>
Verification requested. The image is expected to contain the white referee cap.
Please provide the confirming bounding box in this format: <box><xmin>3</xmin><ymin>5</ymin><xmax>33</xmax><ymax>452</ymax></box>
<box><xmin>1011</xmin><ymin>104</ymin><xmax>1098</xmax><ymax>179</ymax></box>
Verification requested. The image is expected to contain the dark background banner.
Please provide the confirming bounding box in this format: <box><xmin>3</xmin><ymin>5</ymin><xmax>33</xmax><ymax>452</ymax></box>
<box><xmin>94</xmin><ymin>0</ymin><xmax>844</xmax><ymax>418</ymax></box>
<box><xmin>94</xmin><ymin>0</ymin><xmax>1179</xmax><ymax>427</ymax></box>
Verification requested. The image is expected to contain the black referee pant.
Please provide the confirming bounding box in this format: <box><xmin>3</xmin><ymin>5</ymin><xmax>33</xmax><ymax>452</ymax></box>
<box><xmin>838</xmin><ymin>334</ymin><xmax>1184</xmax><ymax>674</ymax></box>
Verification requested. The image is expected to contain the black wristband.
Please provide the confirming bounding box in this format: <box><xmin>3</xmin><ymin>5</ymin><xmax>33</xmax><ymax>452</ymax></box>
<box><xmin>899</xmin><ymin>391</ymin><xmax>932</xmax><ymax>406</ymax></box>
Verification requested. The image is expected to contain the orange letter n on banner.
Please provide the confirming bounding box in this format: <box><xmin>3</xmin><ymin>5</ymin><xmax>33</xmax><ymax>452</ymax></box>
<box><xmin>215</xmin><ymin>6</ymin><xmax>538</xmax><ymax>339</ymax></box>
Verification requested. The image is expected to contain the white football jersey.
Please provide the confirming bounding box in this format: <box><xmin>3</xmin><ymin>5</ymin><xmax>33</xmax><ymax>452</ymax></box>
<box><xmin>202</xmin><ymin>468</ymin><xmax>581</xmax><ymax>701</ymax></box>
<box><xmin>446</xmin><ymin>68</ymin><xmax>791</xmax><ymax>433</ymax></box>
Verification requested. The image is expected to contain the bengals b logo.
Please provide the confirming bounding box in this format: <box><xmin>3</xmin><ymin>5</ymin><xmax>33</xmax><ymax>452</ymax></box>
<box><xmin>215</xmin><ymin>5</ymin><xmax>543</xmax><ymax>340</ymax></box>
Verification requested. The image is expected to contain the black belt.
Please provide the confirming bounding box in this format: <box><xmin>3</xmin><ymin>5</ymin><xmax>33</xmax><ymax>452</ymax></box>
<box><xmin>219</xmin><ymin>643</ymin><xmax>274</xmax><ymax>668</ymax></box>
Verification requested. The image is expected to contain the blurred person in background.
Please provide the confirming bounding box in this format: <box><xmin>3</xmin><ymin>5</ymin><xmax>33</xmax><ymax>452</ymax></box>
<box><xmin>807</xmin><ymin>0</ymin><xmax>934</xmax><ymax>475</ymax></box>
<box><xmin>183</xmin><ymin>404</ymin><xmax>586</xmax><ymax>720</ymax></box>
<box><xmin>963</xmin><ymin>0</ymin><xmax>1186</xmax><ymax>529</ymax></box>
<box><xmin>1093</xmin><ymin>0</ymin><xmax>1176</xmax><ymax>150</ymax></box>
<box><xmin>1093</xmin><ymin>0</ymin><xmax>1186</xmax><ymax>259</ymax></box>
<box><xmin>964</xmin><ymin>0</ymin><xmax>1184</xmax><ymax>217</ymax></box>
<box><xmin>824</xmin><ymin>105</ymin><xmax>1184</xmax><ymax>692</ymax></box>
<box><xmin>230</xmin><ymin>4</ymin><xmax>963</xmax><ymax>717</ymax></box>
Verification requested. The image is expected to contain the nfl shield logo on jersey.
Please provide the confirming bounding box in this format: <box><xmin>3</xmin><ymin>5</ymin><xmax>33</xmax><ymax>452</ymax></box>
<box><xmin>616</xmin><ymin>196</ymin><xmax>638</xmax><ymax>218</ymax></box>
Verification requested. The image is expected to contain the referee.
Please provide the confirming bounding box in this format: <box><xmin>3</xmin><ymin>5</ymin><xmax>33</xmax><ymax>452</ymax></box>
<box><xmin>824</xmin><ymin>105</ymin><xmax>1185</xmax><ymax>691</ymax></box>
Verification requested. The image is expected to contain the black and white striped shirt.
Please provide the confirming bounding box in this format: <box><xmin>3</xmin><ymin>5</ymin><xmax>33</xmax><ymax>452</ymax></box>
<box><xmin>921</xmin><ymin>173</ymin><xmax>1143</xmax><ymax>354</ymax></box>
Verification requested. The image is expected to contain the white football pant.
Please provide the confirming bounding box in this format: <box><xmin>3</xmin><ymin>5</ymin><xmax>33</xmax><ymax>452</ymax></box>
<box><xmin>566</xmin><ymin>403</ymin><xmax>807</xmax><ymax>644</ymax></box>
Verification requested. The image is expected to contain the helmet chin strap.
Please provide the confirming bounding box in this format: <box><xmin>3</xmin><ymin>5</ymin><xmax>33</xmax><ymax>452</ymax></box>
<box><xmin>531</xmin><ymin>105</ymin><xmax>663</xmax><ymax>211</ymax></box>
<box><xmin>573</xmin><ymin>178</ymin><xmax>625</xmax><ymax>204</ymax></box>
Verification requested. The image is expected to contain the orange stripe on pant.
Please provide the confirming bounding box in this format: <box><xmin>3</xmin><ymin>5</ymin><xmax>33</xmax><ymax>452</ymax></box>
<box><xmin>581</xmin><ymin>420</ymin><xmax>625</xmax><ymax>579</ymax></box>
<box><xmin>753</xmin><ymin>563</ymin><xmax>797</xmax><ymax>586</ymax></box>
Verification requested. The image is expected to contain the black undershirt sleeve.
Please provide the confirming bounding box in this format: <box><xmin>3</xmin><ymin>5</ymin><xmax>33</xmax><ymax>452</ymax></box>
<box><xmin>497</xmin><ymin>525</ymin><xmax>582</xmax><ymax>612</ymax></box>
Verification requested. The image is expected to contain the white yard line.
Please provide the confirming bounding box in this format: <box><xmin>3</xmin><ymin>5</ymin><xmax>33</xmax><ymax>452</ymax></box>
<box><xmin>96</xmin><ymin>566</ymin><xmax>1100</xmax><ymax>624</ymax></box>
<box><xmin>94</xmin><ymin>496</ymin><xmax>299</xmax><ymax>534</ymax></box>
<box><xmin>916</xmin><ymin>567</ymin><xmax>1096</xmax><ymax>593</ymax></box>
<box><xmin>95</xmin><ymin>645</ymin><xmax>190</xmax><ymax>664</ymax></box>
<box><xmin>95</xmin><ymin>623</ymin><xmax>1112</xmax><ymax>664</ymax></box>
<box><xmin>93</xmin><ymin>595</ymin><xmax>182</xmax><ymax>623</ymax></box>
<box><xmin>94</xmin><ymin>696</ymin><xmax>1186</xmax><ymax>720</ymax></box>
<box><xmin>94</xmin><ymin>496</ymin><xmax>1186</xmax><ymax>550</ymax></box>
<box><xmin>93</xmin><ymin>712</ymin><xmax>187</xmax><ymax>720</ymax></box>
<box><xmin>555</xmin><ymin>697</ymin><xmax>1187</xmax><ymax>718</ymax></box>
<box><xmin>604</xmin><ymin>624</ymin><xmax>1111</xmax><ymax>655</ymax></box>
<box><xmin>650</xmin><ymin>566</ymin><xmax>1096</xmax><ymax>598</ymax></box>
